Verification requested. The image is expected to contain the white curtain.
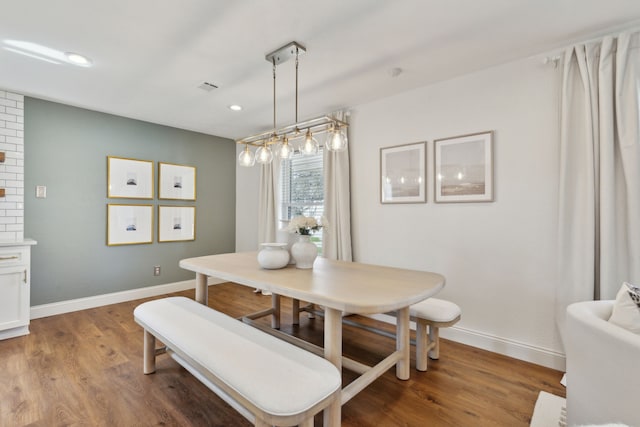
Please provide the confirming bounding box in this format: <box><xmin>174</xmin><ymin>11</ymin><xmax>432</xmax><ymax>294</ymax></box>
<box><xmin>323</xmin><ymin>111</ymin><xmax>353</xmax><ymax>261</ymax></box>
<box><xmin>557</xmin><ymin>30</ymin><xmax>640</xmax><ymax>338</ymax></box>
<box><xmin>258</xmin><ymin>156</ymin><xmax>280</xmax><ymax>244</ymax></box>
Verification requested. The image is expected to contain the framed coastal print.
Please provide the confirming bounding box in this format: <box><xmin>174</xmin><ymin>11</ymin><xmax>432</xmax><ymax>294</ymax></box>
<box><xmin>107</xmin><ymin>204</ymin><xmax>153</xmax><ymax>246</ymax></box>
<box><xmin>158</xmin><ymin>206</ymin><xmax>195</xmax><ymax>242</ymax></box>
<box><xmin>158</xmin><ymin>162</ymin><xmax>196</xmax><ymax>201</ymax></box>
<box><xmin>434</xmin><ymin>131</ymin><xmax>494</xmax><ymax>203</ymax></box>
<box><xmin>107</xmin><ymin>156</ymin><xmax>154</xmax><ymax>199</ymax></box>
<box><xmin>380</xmin><ymin>142</ymin><xmax>426</xmax><ymax>204</ymax></box>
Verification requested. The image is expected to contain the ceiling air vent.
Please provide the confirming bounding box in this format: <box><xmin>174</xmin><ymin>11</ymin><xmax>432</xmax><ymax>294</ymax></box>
<box><xmin>197</xmin><ymin>81</ymin><xmax>218</xmax><ymax>91</ymax></box>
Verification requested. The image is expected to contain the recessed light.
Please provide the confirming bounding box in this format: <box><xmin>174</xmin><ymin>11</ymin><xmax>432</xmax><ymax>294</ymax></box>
<box><xmin>3</xmin><ymin>40</ymin><xmax>93</xmax><ymax>67</ymax></box>
<box><xmin>229</xmin><ymin>105</ymin><xmax>243</xmax><ymax>111</ymax></box>
<box><xmin>65</xmin><ymin>52</ymin><xmax>92</xmax><ymax>67</ymax></box>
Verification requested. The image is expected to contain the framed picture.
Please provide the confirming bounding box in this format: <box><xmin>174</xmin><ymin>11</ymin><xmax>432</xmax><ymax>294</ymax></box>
<box><xmin>434</xmin><ymin>131</ymin><xmax>494</xmax><ymax>203</ymax></box>
<box><xmin>158</xmin><ymin>206</ymin><xmax>195</xmax><ymax>242</ymax></box>
<box><xmin>158</xmin><ymin>162</ymin><xmax>196</xmax><ymax>200</ymax></box>
<box><xmin>107</xmin><ymin>156</ymin><xmax>154</xmax><ymax>199</ymax></box>
<box><xmin>380</xmin><ymin>142</ymin><xmax>426</xmax><ymax>204</ymax></box>
<box><xmin>107</xmin><ymin>204</ymin><xmax>153</xmax><ymax>246</ymax></box>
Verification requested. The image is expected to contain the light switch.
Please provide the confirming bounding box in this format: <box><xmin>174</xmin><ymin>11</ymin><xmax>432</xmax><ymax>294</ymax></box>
<box><xmin>36</xmin><ymin>185</ymin><xmax>46</xmax><ymax>198</ymax></box>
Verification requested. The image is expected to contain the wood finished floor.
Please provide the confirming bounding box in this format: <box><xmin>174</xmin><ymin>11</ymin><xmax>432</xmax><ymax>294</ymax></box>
<box><xmin>0</xmin><ymin>283</ymin><xmax>565</xmax><ymax>426</ymax></box>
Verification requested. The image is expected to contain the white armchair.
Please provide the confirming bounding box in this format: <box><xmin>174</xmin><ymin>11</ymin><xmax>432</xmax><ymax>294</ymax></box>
<box><xmin>566</xmin><ymin>300</ymin><xmax>640</xmax><ymax>426</ymax></box>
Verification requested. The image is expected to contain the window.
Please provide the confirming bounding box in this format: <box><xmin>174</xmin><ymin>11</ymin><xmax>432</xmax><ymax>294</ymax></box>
<box><xmin>279</xmin><ymin>149</ymin><xmax>324</xmax><ymax>248</ymax></box>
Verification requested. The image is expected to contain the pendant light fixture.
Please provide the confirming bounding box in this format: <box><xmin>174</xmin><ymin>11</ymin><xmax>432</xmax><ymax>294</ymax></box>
<box><xmin>325</xmin><ymin>123</ymin><xmax>348</xmax><ymax>152</ymax></box>
<box><xmin>278</xmin><ymin>135</ymin><xmax>293</xmax><ymax>159</ymax></box>
<box><xmin>300</xmin><ymin>129</ymin><xmax>319</xmax><ymax>155</ymax></box>
<box><xmin>238</xmin><ymin>144</ymin><xmax>255</xmax><ymax>167</ymax></box>
<box><xmin>237</xmin><ymin>41</ymin><xmax>348</xmax><ymax>166</ymax></box>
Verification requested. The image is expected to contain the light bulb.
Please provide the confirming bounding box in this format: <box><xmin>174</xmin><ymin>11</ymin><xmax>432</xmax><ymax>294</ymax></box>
<box><xmin>278</xmin><ymin>137</ymin><xmax>293</xmax><ymax>159</ymax></box>
<box><xmin>326</xmin><ymin>127</ymin><xmax>348</xmax><ymax>152</ymax></box>
<box><xmin>238</xmin><ymin>145</ymin><xmax>255</xmax><ymax>167</ymax></box>
<box><xmin>256</xmin><ymin>144</ymin><xmax>273</xmax><ymax>164</ymax></box>
<box><xmin>300</xmin><ymin>130</ymin><xmax>319</xmax><ymax>156</ymax></box>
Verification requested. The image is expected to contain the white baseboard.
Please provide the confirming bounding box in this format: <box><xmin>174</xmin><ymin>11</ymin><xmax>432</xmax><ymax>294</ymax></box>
<box><xmin>368</xmin><ymin>313</ymin><xmax>566</xmax><ymax>371</ymax></box>
<box><xmin>30</xmin><ymin>277</ymin><xmax>225</xmax><ymax>320</ymax></box>
<box><xmin>0</xmin><ymin>325</ymin><xmax>29</xmax><ymax>340</ymax></box>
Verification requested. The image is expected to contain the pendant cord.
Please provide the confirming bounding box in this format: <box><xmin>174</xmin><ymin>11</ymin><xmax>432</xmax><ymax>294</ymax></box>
<box><xmin>272</xmin><ymin>57</ymin><xmax>277</xmax><ymax>132</ymax></box>
<box><xmin>295</xmin><ymin>47</ymin><xmax>299</xmax><ymax>124</ymax></box>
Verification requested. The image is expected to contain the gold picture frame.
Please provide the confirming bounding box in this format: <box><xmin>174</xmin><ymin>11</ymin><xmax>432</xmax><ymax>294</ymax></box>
<box><xmin>107</xmin><ymin>204</ymin><xmax>154</xmax><ymax>246</ymax></box>
<box><xmin>158</xmin><ymin>206</ymin><xmax>196</xmax><ymax>242</ymax></box>
<box><xmin>158</xmin><ymin>162</ymin><xmax>196</xmax><ymax>201</ymax></box>
<box><xmin>107</xmin><ymin>156</ymin><xmax>154</xmax><ymax>199</ymax></box>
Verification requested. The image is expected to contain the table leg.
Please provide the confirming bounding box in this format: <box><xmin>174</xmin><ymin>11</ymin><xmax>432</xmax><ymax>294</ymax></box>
<box><xmin>324</xmin><ymin>307</ymin><xmax>342</xmax><ymax>427</ymax></box>
<box><xmin>271</xmin><ymin>294</ymin><xmax>281</xmax><ymax>329</ymax></box>
<box><xmin>195</xmin><ymin>273</ymin><xmax>208</xmax><ymax>305</ymax></box>
<box><xmin>292</xmin><ymin>298</ymin><xmax>300</xmax><ymax>325</ymax></box>
<box><xmin>396</xmin><ymin>306</ymin><xmax>410</xmax><ymax>380</ymax></box>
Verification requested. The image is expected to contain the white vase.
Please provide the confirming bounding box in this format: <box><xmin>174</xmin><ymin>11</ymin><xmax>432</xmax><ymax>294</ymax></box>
<box><xmin>257</xmin><ymin>243</ymin><xmax>290</xmax><ymax>269</ymax></box>
<box><xmin>291</xmin><ymin>235</ymin><xmax>318</xmax><ymax>269</ymax></box>
<box><xmin>276</xmin><ymin>227</ymin><xmax>297</xmax><ymax>264</ymax></box>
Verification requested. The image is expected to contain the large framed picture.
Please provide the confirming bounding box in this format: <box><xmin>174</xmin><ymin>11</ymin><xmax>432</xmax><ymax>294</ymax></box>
<box><xmin>107</xmin><ymin>204</ymin><xmax>153</xmax><ymax>246</ymax></box>
<box><xmin>158</xmin><ymin>206</ymin><xmax>195</xmax><ymax>242</ymax></box>
<box><xmin>107</xmin><ymin>156</ymin><xmax>154</xmax><ymax>199</ymax></box>
<box><xmin>434</xmin><ymin>131</ymin><xmax>494</xmax><ymax>203</ymax></box>
<box><xmin>158</xmin><ymin>162</ymin><xmax>196</xmax><ymax>201</ymax></box>
<box><xmin>380</xmin><ymin>142</ymin><xmax>426</xmax><ymax>204</ymax></box>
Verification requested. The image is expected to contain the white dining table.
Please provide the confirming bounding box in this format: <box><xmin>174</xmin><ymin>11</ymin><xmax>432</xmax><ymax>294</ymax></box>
<box><xmin>179</xmin><ymin>251</ymin><xmax>445</xmax><ymax>426</ymax></box>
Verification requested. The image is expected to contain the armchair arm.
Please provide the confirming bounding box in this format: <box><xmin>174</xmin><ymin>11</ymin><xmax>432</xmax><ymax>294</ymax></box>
<box><xmin>566</xmin><ymin>300</ymin><xmax>640</xmax><ymax>426</ymax></box>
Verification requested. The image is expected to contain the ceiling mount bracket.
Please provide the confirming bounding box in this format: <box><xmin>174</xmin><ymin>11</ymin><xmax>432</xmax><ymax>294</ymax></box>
<box><xmin>265</xmin><ymin>41</ymin><xmax>306</xmax><ymax>65</ymax></box>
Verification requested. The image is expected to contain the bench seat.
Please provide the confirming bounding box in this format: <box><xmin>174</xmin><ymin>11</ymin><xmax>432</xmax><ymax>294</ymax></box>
<box><xmin>134</xmin><ymin>296</ymin><xmax>341</xmax><ymax>427</ymax></box>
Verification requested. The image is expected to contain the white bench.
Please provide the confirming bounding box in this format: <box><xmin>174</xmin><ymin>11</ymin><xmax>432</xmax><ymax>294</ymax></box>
<box><xmin>134</xmin><ymin>297</ymin><xmax>341</xmax><ymax>427</ymax></box>
<box><xmin>410</xmin><ymin>298</ymin><xmax>461</xmax><ymax>371</ymax></box>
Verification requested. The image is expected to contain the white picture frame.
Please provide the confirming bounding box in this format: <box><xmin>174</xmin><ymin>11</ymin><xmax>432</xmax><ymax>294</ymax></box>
<box><xmin>158</xmin><ymin>206</ymin><xmax>195</xmax><ymax>242</ymax></box>
<box><xmin>380</xmin><ymin>142</ymin><xmax>426</xmax><ymax>204</ymax></box>
<box><xmin>107</xmin><ymin>204</ymin><xmax>153</xmax><ymax>246</ymax></box>
<box><xmin>434</xmin><ymin>131</ymin><xmax>494</xmax><ymax>203</ymax></box>
<box><xmin>158</xmin><ymin>162</ymin><xmax>196</xmax><ymax>201</ymax></box>
<box><xmin>107</xmin><ymin>156</ymin><xmax>154</xmax><ymax>199</ymax></box>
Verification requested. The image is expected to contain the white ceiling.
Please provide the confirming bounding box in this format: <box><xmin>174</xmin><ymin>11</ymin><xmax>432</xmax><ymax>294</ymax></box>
<box><xmin>2</xmin><ymin>1</ymin><xmax>640</xmax><ymax>140</ymax></box>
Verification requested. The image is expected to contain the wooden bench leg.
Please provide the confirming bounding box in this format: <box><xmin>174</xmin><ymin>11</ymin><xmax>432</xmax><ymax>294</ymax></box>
<box><xmin>253</xmin><ymin>417</ymin><xmax>269</xmax><ymax>427</ymax></box>
<box><xmin>428</xmin><ymin>325</ymin><xmax>440</xmax><ymax>360</ymax></box>
<box><xmin>416</xmin><ymin>319</ymin><xmax>428</xmax><ymax>372</ymax></box>
<box><xmin>143</xmin><ymin>329</ymin><xmax>156</xmax><ymax>374</ymax></box>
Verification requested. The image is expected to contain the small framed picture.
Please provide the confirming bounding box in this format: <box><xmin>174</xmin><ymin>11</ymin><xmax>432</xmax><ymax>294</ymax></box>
<box><xmin>158</xmin><ymin>206</ymin><xmax>195</xmax><ymax>242</ymax></box>
<box><xmin>380</xmin><ymin>142</ymin><xmax>426</xmax><ymax>204</ymax></box>
<box><xmin>434</xmin><ymin>131</ymin><xmax>494</xmax><ymax>203</ymax></box>
<box><xmin>107</xmin><ymin>156</ymin><xmax>154</xmax><ymax>199</ymax></box>
<box><xmin>107</xmin><ymin>204</ymin><xmax>153</xmax><ymax>246</ymax></box>
<box><xmin>158</xmin><ymin>162</ymin><xmax>196</xmax><ymax>200</ymax></box>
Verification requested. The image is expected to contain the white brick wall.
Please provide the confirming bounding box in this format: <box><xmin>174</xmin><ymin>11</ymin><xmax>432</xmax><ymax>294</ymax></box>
<box><xmin>0</xmin><ymin>90</ymin><xmax>24</xmax><ymax>241</ymax></box>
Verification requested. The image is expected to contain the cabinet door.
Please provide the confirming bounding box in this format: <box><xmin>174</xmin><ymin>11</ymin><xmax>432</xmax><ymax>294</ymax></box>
<box><xmin>0</xmin><ymin>266</ymin><xmax>28</xmax><ymax>331</ymax></box>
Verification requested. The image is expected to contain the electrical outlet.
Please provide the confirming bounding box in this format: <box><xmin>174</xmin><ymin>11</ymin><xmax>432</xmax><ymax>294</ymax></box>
<box><xmin>154</xmin><ymin>266</ymin><xmax>161</xmax><ymax>276</ymax></box>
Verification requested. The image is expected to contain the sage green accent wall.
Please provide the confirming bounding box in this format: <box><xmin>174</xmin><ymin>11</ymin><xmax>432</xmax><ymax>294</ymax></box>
<box><xmin>24</xmin><ymin>98</ymin><xmax>236</xmax><ymax>305</ymax></box>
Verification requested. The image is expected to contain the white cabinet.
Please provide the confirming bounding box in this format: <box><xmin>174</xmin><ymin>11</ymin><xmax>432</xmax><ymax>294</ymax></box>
<box><xmin>0</xmin><ymin>240</ymin><xmax>36</xmax><ymax>340</ymax></box>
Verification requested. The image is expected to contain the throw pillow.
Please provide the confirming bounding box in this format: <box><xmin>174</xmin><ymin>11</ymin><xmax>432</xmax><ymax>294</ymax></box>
<box><xmin>608</xmin><ymin>282</ymin><xmax>640</xmax><ymax>334</ymax></box>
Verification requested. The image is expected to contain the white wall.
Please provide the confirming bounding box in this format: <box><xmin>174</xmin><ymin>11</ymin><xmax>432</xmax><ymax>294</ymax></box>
<box><xmin>235</xmin><ymin>144</ymin><xmax>261</xmax><ymax>252</ymax></box>
<box><xmin>235</xmin><ymin>54</ymin><xmax>566</xmax><ymax>369</ymax></box>
<box><xmin>350</xmin><ymin>55</ymin><xmax>564</xmax><ymax>368</ymax></box>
